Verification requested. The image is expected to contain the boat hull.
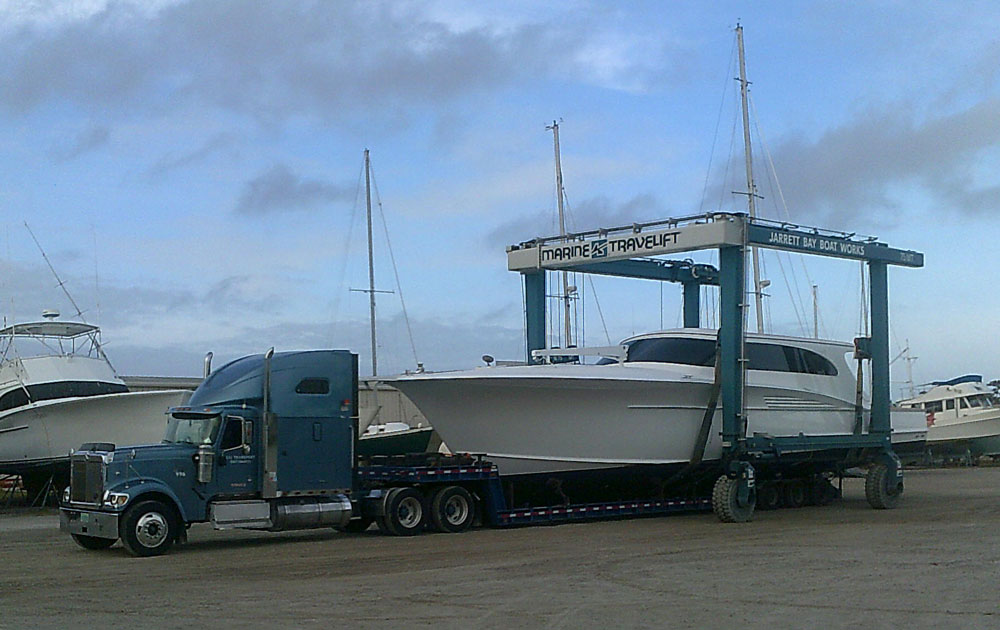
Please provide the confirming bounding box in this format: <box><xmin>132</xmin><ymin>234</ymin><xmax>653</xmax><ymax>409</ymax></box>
<box><xmin>392</xmin><ymin>371</ymin><xmax>876</xmax><ymax>477</ymax></box>
<box><xmin>0</xmin><ymin>389</ymin><xmax>192</xmax><ymax>475</ymax></box>
<box><xmin>926</xmin><ymin>414</ymin><xmax>1000</xmax><ymax>457</ymax></box>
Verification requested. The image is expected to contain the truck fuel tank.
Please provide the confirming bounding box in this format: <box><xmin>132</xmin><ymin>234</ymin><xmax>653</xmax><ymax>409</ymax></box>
<box><xmin>209</xmin><ymin>495</ymin><xmax>352</xmax><ymax>532</ymax></box>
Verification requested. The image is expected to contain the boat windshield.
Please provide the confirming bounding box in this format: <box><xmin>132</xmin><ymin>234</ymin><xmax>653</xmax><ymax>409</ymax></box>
<box><xmin>163</xmin><ymin>416</ymin><xmax>222</xmax><ymax>445</ymax></box>
<box><xmin>598</xmin><ymin>337</ymin><xmax>838</xmax><ymax>376</ymax></box>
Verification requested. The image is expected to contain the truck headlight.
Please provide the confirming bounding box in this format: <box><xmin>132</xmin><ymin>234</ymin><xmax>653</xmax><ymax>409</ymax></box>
<box><xmin>104</xmin><ymin>492</ymin><xmax>129</xmax><ymax>508</ymax></box>
<box><xmin>62</xmin><ymin>487</ymin><xmax>71</xmax><ymax>504</ymax></box>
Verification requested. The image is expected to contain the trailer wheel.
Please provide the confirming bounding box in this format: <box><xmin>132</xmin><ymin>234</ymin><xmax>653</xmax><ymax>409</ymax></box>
<box><xmin>430</xmin><ymin>486</ymin><xmax>475</xmax><ymax>533</ymax></box>
<box><xmin>712</xmin><ymin>475</ymin><xmax>755</xmax><ymax>523</ymax></box>
<box><xmin>809</xmin><ymin>477</ymin><xmax>838</xmax><ymax>506</ymax></box>
<box><xmin>782</xmin><ymin>480</ymin><xmax>807</xmax><ymax>508</ymax></box>
<box><xmin>865</xmin><ymin>462</ymin><xmax>902</xmax><ymax>509</ymax></box>
<box><xmin>71</xmin><ymin>534</ymin><xmax>116</xmax><ymax>550</ymax></box>
<box><xmin>381</xmin><ymin>487</ymin><xmax>426</xmax><ymax>536</ymax></box>
<box><xmin>120</xmin><ymin>500</ymin><xmax>178</xmax><ymax>556</ymax></box>
<box><xmin>756</xmin><ymin>483</ymin><xmax>781</xmax><ymax>510</ymax></box>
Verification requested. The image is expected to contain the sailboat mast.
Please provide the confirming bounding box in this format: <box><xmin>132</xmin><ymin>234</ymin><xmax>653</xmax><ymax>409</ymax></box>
<box><xmin>364</xmin><ymin>148</ymin><xmax>378</xmax><ymax>376</ymax></box>
<box><xmin>549</xmin><ymin>120</ymin><xmax>572</xmax><ymax>348</ymax></box>
<box><xmin>736</xmin><ymin>24</ymin><xmax>765</xmax><ymax>333</ymax></box>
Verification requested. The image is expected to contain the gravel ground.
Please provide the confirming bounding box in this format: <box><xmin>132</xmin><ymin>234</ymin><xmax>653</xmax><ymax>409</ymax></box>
<box><xmin>1</xmin><ymin>467</ymin><xmax>998</xmax><ymax>630</ymax></box>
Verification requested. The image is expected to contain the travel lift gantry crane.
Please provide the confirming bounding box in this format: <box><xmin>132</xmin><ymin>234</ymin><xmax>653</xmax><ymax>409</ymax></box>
<box><xmin>507</xmin><ymin>212</ymin><xmax>924</xmax><ymax>522</ymax></box>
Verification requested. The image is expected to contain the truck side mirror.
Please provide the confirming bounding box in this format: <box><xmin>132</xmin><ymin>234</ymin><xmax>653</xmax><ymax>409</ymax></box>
<box><xmin>243</xmin><ymin>419</ymin><xmax>253</xmax><ymax>454</ymax></box>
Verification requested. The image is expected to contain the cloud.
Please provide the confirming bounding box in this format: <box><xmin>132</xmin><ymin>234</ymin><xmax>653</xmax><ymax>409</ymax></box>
<box><xmin>146</xmin><ymin>132</ymin><xmax>235</xmax><ymax>176</ymax></box>
<box><xmin>0</xmin><ymin>1</ymin><xmax>688</xmax><ymax>125</ymax></box>
<box><xmin>714</xmin><ymin>98</ymin><xmax>1000</xmax><ymax>229</ymax></box>
<box><xmin>52</xmin><ymin>124</ymin><xmax>109</xmax><ymax>161</ymax></box>
<box><xmin>486</xmin><ymin>193</ymin><xmax>664</xmax><ymax>247</ymax></box>
<box><xmin>234</xmin><ymin>164</ymin><xmax>353</xmax><ymax>215</ymax></box>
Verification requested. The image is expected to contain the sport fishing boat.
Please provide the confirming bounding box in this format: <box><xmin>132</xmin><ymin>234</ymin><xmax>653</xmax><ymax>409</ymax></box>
<box><xmin>0</xmin><ymin>315</ymin><xmax>192</xmax><ymax>487</ymax></box>
<box><xmin>392</xmin><ymin>328</ymin><xmax>925</xmax><ymax>477</ymax></box>
<box><xmin>897</xmin><ymin>375</ymin><xmax>1000</xmax><ymax>457</ymax></box>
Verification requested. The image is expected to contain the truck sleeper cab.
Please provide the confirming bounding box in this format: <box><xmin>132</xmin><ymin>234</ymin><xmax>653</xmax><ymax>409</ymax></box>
<box><xmin>60</xmin><ymin>349</ymin><xmax>359</xmax><ymax>556</ymax></box>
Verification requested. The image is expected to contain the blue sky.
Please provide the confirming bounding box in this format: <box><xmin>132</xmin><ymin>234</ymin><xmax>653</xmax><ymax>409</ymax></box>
<box><xmin>1</xmin><ymin>1</ymin><xmax>998</xmax><ymax>396</ymax></box>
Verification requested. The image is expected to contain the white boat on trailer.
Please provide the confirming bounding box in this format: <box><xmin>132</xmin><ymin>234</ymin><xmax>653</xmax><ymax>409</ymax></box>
<box><xmin>897</xmin><ymin>375</ymin><xmax>1000</xmax><ymax>459</ymax></box>
<box><xmin>0</xmin><ymin>315</ymin><xmax>191</xmax><ymax>496</ymax></box>
<box><xmin>392</xmin><ymin>328</ymin><xmax>925</xmax><ymax>478</ymax></box>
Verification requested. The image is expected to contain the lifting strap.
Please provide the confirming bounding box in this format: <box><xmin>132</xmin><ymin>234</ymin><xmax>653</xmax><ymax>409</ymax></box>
<box><xmin>666</xmin><ymin>338</ymin><xmax>723</xmax><ymax>484</ymax></box>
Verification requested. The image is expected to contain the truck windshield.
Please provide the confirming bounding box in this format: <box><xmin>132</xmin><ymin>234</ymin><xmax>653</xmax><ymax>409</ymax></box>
<box><xmin>164</xmin><ymin>416</ymin><xmax>222</xmax><ymax>445</ymax></box>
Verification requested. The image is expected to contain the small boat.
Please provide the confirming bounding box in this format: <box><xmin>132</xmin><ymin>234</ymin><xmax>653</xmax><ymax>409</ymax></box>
<box><xmin>897</xmin><ymin>375</ymin><xmax>1000</xmax><ymax>458</ymax></box>
<box><xmin>392</xmin><ymin>328</ymin><xmax>925</xmax><ymax>478</ymax></box>
<box><xmin>0</xmin><ymin>315</ymin><xmax>192</xmax><ymax>492</ymax></box>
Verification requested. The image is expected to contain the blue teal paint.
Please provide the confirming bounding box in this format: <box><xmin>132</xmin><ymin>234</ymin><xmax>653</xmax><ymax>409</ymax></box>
<box><xmin>682</xmin><ymin>282</ymin><xmax>700</xmax><ymax>328</ymax></box>
<box><xmin>869</xmin><ymin>261</ymin><xmax>891</xmax><ymax>438</ymax></box>
<box><xmin>718</xmin><ymin>245</ymin><xmax>746</xmax><ymax>449</ymax></box>
<box><xmin>523</xmin><ymin>271</ymin><xmax>546</xmax><ymax>362</ymax></box>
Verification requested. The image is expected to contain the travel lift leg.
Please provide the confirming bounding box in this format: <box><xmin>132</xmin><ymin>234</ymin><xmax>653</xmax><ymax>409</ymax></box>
<box><xmin>864</xmin><ymin>259</ymin><xmax>904</xmax><ymax>509</ymax></box>
<box><xmin>712</xmin><ymin>244</ymin><xmax>757</xmax><ymax>522</ymax></box>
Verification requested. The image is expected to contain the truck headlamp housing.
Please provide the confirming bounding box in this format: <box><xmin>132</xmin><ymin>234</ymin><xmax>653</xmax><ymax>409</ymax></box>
<box><xmin>62</xmin><ymin>487</ymin><xmax>71</xmax><ymax>505</ymax></box>
<box><xmin>103</xmin><ymin>492</ymin><xmax>130</xmax><ymax>508</ymax></box>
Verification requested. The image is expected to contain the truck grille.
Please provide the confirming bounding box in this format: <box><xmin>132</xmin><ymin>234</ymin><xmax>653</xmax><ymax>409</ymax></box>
<box><xmin>70</xmin><ymin>453</ymin><xmax>104</xmax><ymax>505</ymax></box>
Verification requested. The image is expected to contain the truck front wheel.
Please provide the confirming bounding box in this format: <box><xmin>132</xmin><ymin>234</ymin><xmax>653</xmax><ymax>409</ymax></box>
<box><xmin>120</xmin><ymin>500</ymin><xmax>179</xmax><ymax>556</ymax></box>
<box><xmin>71</xmin><ymin>534</ymin><xmax>116</xmax><ymax>550</ymax></box>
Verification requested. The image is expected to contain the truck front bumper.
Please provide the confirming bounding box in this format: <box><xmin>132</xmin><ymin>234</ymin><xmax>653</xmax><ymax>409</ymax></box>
<box><xmin>60</xmin><ymin>507</ymin><xmax>120</xmax><ymax>540</ymax></box>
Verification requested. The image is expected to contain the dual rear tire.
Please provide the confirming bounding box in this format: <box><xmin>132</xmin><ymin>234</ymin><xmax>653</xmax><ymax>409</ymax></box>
<box><xmin>377</xmin><ymin>485</ymin><xmax>476</xmax><ymax>536</ymax></box>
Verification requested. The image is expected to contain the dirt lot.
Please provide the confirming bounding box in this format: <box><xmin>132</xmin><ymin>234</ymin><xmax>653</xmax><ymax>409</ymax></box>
<box><xmin>1</xmin><ymin>467</ymin><xmax>998</xmax><ymax>630</ymax></box>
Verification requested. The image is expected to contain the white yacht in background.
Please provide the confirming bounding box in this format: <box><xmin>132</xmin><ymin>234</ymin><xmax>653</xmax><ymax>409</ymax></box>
<box><xmin>392</xmin><ymin>328</ymin><xmax>925</xmax><ymax>477</ymax></box>
<box><xmin>897</xmin><ymin>375</ymin><xmax>1000</xmax><ymax>457</ymax></box>
<box><xmin>0</xmin><ymin>314</ymin><xmax>192</xmax><ymax>485</ymax></box>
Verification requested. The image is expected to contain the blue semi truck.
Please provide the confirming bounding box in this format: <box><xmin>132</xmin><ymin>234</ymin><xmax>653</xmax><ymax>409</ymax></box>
<box><xmin>61</xmin><ymin>348</ymin><xmax>712</xmax><ymax>556</ymax></box>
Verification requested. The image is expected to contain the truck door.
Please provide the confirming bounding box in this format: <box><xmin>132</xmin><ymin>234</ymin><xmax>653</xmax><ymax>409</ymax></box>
<box><xmin>214</xmin><ymin>415</ymin><xmax>257</xmax><ymax>496</ymax></box>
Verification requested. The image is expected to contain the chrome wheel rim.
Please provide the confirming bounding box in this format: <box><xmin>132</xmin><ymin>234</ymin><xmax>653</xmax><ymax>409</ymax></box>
<box><xmin>135</xmin><ymin>512</ymin><xmax>168</xmax><ymax>548</ymax></box>
<box><xmin>396</xmin><ymin>496</ymin><xmax>422</xmax><ymax>529</ymax></box>
<box><xmin>444</xmin><ymin>495</ymin><xmax>469</xmax><ymax>525</ymax></box>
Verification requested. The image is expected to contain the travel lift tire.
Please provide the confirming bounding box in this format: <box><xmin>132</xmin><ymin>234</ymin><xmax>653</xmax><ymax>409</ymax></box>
<box><xmin>120</xmin><ymin>500</ymin><xmax>179</xmax><ymax>557</ymax></box>
<box><xmin>429</xmin><ymin>485</ymin><xmax>476</xmax><ymax>533</ymax></box>
<box><xmin>712</xmin><ymin>470</ymin><xmax>756</xmax><ymax>523</ymax></box>
<box><xmin>378</xmin><ymin>487</ymin><xmax>427</xmax><ymax>536</ymax></box>
<box><xmin>865</xmin><ymin>461</ymin><xmax>903</xmax><ymax>509</ymax></box>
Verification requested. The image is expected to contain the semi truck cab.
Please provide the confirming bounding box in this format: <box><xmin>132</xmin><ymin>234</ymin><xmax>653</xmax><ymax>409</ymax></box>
<box><xmin>60</xmin><ymin>349</ymin><xmax>360</xmax><ymax>556</ymax></box>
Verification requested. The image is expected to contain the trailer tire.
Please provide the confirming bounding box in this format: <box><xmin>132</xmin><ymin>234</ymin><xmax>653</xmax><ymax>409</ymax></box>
<box><xmin>712</xmin><ymin>475</ymin><xmax>755</xmax><ymax>523</ymax></box>
<box><xmin>120</xmin><ymin>500</ymin><xmax>179</xmax><ymax>556</ymax></box>
<box><xmin>782</xmin><ymin>480</ymin><xmax>807</xmax><ymax>508</ymax></box>
<box><xmin>71</xmin><ymin>534</ymin><xmax>116</xmax><ymax>550</ymax></box>
<box><xmin>809</xmin><ymin>477</ymin><xmax>838</xmax><ymax>506</ymax></box>
<box><xmin>756</xmin><ymin>483</ymin><xmax>781</xmax><ymax>510</ymax></box>
<box><xmin>381</xmin><ymin>487</ymin><xmax>426</xmax><ymax>536</ymax></box>
<box><xmin>865</xmin><ymin>462</ymin><xmax>902</xmax><ymax>509</ymax></box>
<box><xmin>430</xmin><ymin>486</ymin><xmax>475</xmax><ymax>533</ymax></box>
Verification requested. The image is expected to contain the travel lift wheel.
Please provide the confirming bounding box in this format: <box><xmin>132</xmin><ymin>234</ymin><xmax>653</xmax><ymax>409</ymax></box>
<box><xmin>378</xmin><ymin>487</ymin><xmax>427</xmax><ymax>536</ymax></box>
<box><xmin>429</xmin><ymin>485</ymin><xmax>476</xmax><ymax>533</ymax></box>
<box><xmin>866</xmin><ymin>459</ymin><xmax>903</xmax><ymax>509</ymax></box>
<box><xmin>712</xmin><ymin>463</ymin><xmax>756</xmax><ymax>523</ymax></box>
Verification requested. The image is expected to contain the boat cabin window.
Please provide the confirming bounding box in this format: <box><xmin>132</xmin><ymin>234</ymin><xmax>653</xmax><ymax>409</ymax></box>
<box><xmin>612</xmin><ymin>337</ymin><xmax>838</xmax><ymax>376</ymax></box>
<box><xmin>0</xmin><ymin>381</ymin><xmax>128</xmax><ymax>412</ymax></box>
<box><xmin>946</xmin><ymin>399</ymin><xmax>955</xmax><ymax>410</ymax></box>
<box><xmin>960</xmin><ymin>398</ymin><xmax>970</xmax><ymax>409</ymax></box>
<box><xmin>925</xmin><ymin>401</ymin><xmax>944</xmax><ymax>413</ymax></box>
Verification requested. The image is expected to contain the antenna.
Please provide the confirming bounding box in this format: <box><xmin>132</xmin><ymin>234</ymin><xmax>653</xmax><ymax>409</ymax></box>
<box><xmin>24</xmin><ymin>221</ymin><xmax>113</xmax><ymax>368</ymax></box>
